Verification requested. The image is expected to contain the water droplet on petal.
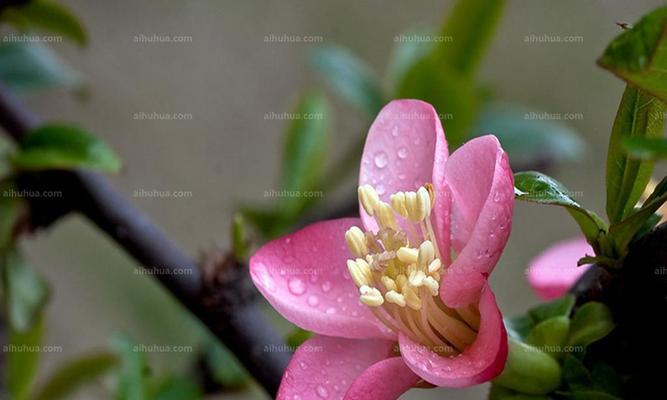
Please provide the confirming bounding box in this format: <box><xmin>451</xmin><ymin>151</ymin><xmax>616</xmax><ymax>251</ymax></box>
<box><xmin>391</xmin><ymin>125</ymin><xmax>399</xmax><ymax>137</ymax></box>
<box><xmin>374</xmin><ymin>151</ymin><xmax>388</xmax><ymax>168</ymax></box>
<box><xmin>316</xmin><ymin>385</ymin><xmax>329</xmax><ymax>398</ymax></box>
<box><xmin>288</xmin><ymin>277</ymin><xmax>306</xmax><ymax>296</ymax></box>
<box><xmin>307</xmin><ymin>295</ymin><xmax>319</xmax><ymax>307</ymax></box>
<box><xmin>321</xmin><ymin>280</ymin><xmax>332</xmax><ymax>293</ymax></box>
<box><xmin>397</xmin><ymin>147</ymin><xmax>408</xmax><ymax>159</ymax></box>
<box><xmin>376</xmin><ymin>184</ymin><xmax>385</xmax><ymax>195</ymax></box>
<box><xmin>326</xmin><ymin>307</ymin><xmax>336</xmax><ymax>314</ymax></box>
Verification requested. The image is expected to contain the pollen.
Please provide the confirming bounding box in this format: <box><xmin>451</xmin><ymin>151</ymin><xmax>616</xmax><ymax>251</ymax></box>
<box><xmin>345</xmin><ymin>184</ymin><xmax>478</xmax><ymax>355</ymax></box>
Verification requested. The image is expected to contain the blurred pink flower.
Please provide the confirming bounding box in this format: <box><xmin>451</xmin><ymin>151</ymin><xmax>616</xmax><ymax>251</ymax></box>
<box><xmin>250</xmin><ymin>100</ymin><xmax>514</xmax><ymax>399</ymax></box>
<box><xmin>526</xmin><ymin>237</ymin><xmax>593</xmax><ymax>300</ymax></box>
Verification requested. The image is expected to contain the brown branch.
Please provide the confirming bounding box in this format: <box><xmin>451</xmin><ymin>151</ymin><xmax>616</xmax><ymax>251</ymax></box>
<box><xmin>0</xmin><ymin>83</ymin><xmax>289</xmax><ymax>396</ymax></box>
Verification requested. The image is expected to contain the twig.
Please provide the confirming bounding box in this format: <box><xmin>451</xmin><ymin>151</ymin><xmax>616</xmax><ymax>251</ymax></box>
<box><xmin>0</xmin><ymin>83</ymin><xmax>288</xmax><ymax>396</ymax></box>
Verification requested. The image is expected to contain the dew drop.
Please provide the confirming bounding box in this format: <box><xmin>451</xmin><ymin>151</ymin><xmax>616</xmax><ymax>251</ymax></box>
<box><xmin>316</xmin><ymin>385</ymin><xmax>329</xmax><ymax>398</ymax></box>
<box><xmin>288</xmin><ymin>277</ymin><xmax>306</xmax><ymax>296</ymax></box>
<box><xmin>397</xmin><ymin>147</ymin><xmax>408</xmax><ymax>159</ymax></box>
<box><xmin>373</xmin><ymin>151</ymin><xmax>388</xmax><ymax>168</ymax></box>
<box><xmin>326</xmin><ymin>307</ymin><xmax>337</xmax><ymax>314</ymax></box>
<box><xmin>391</xmin><ymin>125</ymin><xmax>399</xmax><ymax>137</ymax></box>
<box><xmin>308</xmin><ymin>295</ymin><xmax>319</xmax><ymax>307</ymax></box>
<box><xmin>375</xmin><ymin>184</ymin><xmax>385</xmax><ymax>195</ymax></box>
<box><xmin>299</xmin><ymin>361</ymin><xmax>307</xmax><ymax>370</ymax></box>
<box><xmin>321</xmin><ymin>280</ymin><xmax>332</xmax><ymax>293</ymax></box>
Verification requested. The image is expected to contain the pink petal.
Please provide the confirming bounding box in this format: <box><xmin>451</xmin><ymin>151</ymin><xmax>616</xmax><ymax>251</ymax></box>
<box><xmin>277</xmin><ymin>335</ymin><xmax>395</xmax><ymax>400</ymax></box>
<box><xmin>526</xmin><ymin>236</ymin><xmax>593</xmax><ymax>300</ymax></box>
<box><xmin>358</xmin><ymin>100</ymin><xmax>450</xmax><ymax>256</ymax></box>
<box><xmin>442</xmin><ymin>135</ymin><xmax>514</xmax><ymax>307</ymax></box>
<box><xmin>250</xmin><ymin>218</ymin><xmax>394</xmax><ymax>340</ymax></box>
<box><xmin>399</xmin><ymin>284</ymin><xmax>508</xmax><ymax>387</ymax></box>
<box><xmin>344</xmin><ymin>357</ymin><xmax>420</xmax><ymax>400</ymax></box>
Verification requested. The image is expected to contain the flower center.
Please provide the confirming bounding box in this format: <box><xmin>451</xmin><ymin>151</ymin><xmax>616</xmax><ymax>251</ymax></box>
<box><xmin>345</xmin><ymin>184</ymin><xmax>479</xmax><ymax>355</ymax></box>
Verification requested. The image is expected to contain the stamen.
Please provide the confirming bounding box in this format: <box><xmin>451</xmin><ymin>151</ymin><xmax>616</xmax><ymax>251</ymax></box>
<box><xmin>345</xmin><ymin>226</ymin><xmax>368</xmax><ymax>257</ymax></box>
<box><xmin>348</xmin><ymin>183</ymin><xmax>480</xmax><ymax>356</ymax></box>
<box><xmin>347</xmin><ymin>259</ymin><xmax>371</xmax><ymax>287</ymax></box>
<box><xmin>396</xmin><ymin>247</ymin><xmax>418</xmax><ymax>264</ymax></box>
<box><xmin>359</xmin><ymin>285</ymin><xmax>384</xmax><ymax>307</ymax></box>
<box><xmin>358</xmin><ymin>184</ymin><xmax>380</xmax><ymax>216</ymax></box>
<box><xmin>417</xmin><ymin>241</ymin><xmax>435</xmax><ymax>270</ymax></box>
<box><xmin>385</xmin><ymin>290</ymin><xmax>406</xmax><ymax>307</ymax></box>
<box><xmin>376</xmin><ymin>202</ymin><xmax>398</xmax><ymax>230</ymax></box>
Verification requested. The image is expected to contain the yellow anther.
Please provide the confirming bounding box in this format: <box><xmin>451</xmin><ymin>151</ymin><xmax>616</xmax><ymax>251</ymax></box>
<box><xmin>347</xmin><ymin>259</ymin><xmax>371</xmax><ymax>287</ymax></box>
<box><xmin>381</xmin><ymin>276</ymin><xmax>397</xmax><ymax>292</ymax></box>
<box><xmin>396</xmin><ymin>246</ymin><xmax>418</xmax><ymax>264</ymax></box>
<box><xmin>405</xmin><ymin>191</ymin><xmax>419</xmax><ymax>222</ymax></box>
<box><xmin>417</xmin><ymin>186</ymin><xmax>432</xmax><ymax>218</ymax></box>
<box><xmin>417</xmin><ymin>241</ymin><xmax>435</xmax><ymax>269</ymax></box>
<box><xmin>359</xmin><ymin>285</ymin><xmax>384</xmax><ymax>307</ymax></box>
<box><xmin>385</xmin><ymin>290</ymin><xmax>406</xmax><ymax>307</ymax></box>
<box><xmin>395</xmin><ymin>274</ymin><xmax>408</xmax><ymax>292</ymax></box>
<box><xmin>423</xmin><ymin>276</ymin><xmax>439</xmax><ymax>296</ymax></box>
<box><xmin>376</xmin><ymin>202</ymin><xmax>398</xmax><ymax>230</ymax></box>
<box><xmin>345</xmin><ymin>226</ymin><xmax>368</xmax><ymax>258</ymax></box>
<box><xmin>408</xmin><ymin>270</ymin><xmax>426</xmax><ymax>287</ymax></box>
<box><xmin>403</xmin><ymin>287</ymin><xmax>422</xmax><ymax>310</ymax></box>
<box><xmin>390</xmin><ymin>192</ymin><xmax>409</xmax><ymax>218</ymax></box>
<box><xmin>428</xmin><ymin>259</ymin><xmax>442</xmax><ymax>274</ymax></box>
<box><xmin>358</xmin><ymin>185</ymin><xmax>380</xmax><ymax>216</ymax></box>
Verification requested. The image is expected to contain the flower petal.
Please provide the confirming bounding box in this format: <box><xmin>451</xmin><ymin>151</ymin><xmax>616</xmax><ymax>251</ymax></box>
<box><xmin>358</xmin><ymin>100</ymin><xmax>449</xmax><ymax>244</ymax></box>
<box><xmin>277</xmin><ymin>335</ymin><xmax>395</xmax><ymax>400</ymax></box>
<box><xmin>442</xmin><ymin>135</ymin><xmax>514</xmax><ymax>307</ymax></box>
<box><xmin>344</xmin><ymin>357</ymin><xmax>420</xmax><ymax>400</ymax></box>
<box><xmin>399</xmin><ymin>283</ymin><xmax>508</xmax><ymax>387</ymax></box>
<box><xmin>527</xmin><ymin>236</ymin><xmax>593</xmax><ymax>300</ymax></box>
<box><xmin>250</xmin><ymin>218</ymin><xmax>394</xmax><ymax>340</ymax></box>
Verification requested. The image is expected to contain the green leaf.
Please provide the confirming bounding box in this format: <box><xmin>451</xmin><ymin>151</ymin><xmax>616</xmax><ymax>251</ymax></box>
<box><xmin>151</xmin><ymin>377</ymin><xmax>202</xmax><ymax>400</ymax></box>
<box><xmin>13</xmin><ymin>124</ymin><xmax>121</xmax><ymax>172</ymax></box>
<box><xmin>286</xmin><ymin>327</ymin><xmax>313</xmax><ymax>348</ymax></box>
<box><xmin>30</xmin><ymin>352</ymin><xmax>119</xmax><ymax>400</ymax></box>
<box><xmin>591</xmin><ymin>363</ymin><xmax>623</xmax><ymax>397</ymax></box>
<box><xmin>3</xmin><ymin>0</ymin><xmax>87</xmax><ymax>46</ymax></box>
<box><xmin>0</xmin><ymin>42</ymin><xmax>80</xmax><ymax>92</ymax></box>
<box><xmin>526</xmin><ymin>316</ymin><xmax>570</xmax><ymax>359</ymax></box>
<box><xmin>504</xmin><ymin>315</ymin><xmax>535</xmax><ymax>341</ymax></box>
<box><xmin>489</xmin><ymin>385</ymin><xmax>550</xmax><ymax>400</ymax></box>
<box><xmin>385</xmin><ymin>27</ymin><xmax>434</xmax><ymax>93</ymax></box>
<box><xmin>3</xmin><ymin>248</ymin><xmax>49</xmax><ymax>332</ymax></box>
<box><xmin>473</xmin><ymin>103</ymin><xmax>585</xmax><ymax>168</ymax></box>
<box><xmin>493</xmin><ymin>338</ymin><xmax>561</xmax><ymax>395</ymax></box>
<box><xmin>597</xmin><ymin>6</ymin><xmax>667</xmax><ymax>102</ymax></box>
<box><xmin>240</xmin><ymin>206</ymin><xmax>289</xmax><ymax>240</ymax></box>
<box><xmin>397</xmin><ymin>58</ymin><xmax>478</xmax><ymax>148</ymax></box>
<box><xmin>569</xmin><ymin>391</ymin><xmax>621</xmax><ymax>400</ymax></box>
<box><xmin>605</xmin><ymin>85</ymin><xmax>666</xmax><ymax>224</ymax></box>
<box><xmin>204</xmin><ymin>341</ymin><xmax>249</xmax><ymax>391</ymax></box>
<box><xmin>110</xmin><ymin>334</ymin><xmax>150</xmax><ymax>400</ymax></box>
<box><xmin>567</xmin><ymin>302</ymin><xmax>615</xmax><ymax>347</ymax></box>
<box><xmin>310</xmin><ymin>46</ymin><xmax>384</xmax><ymax>116</ymax></box>
<box><xmin>563</xmin><ymin>353</ymin><xmax>592</xmax><ymax>389</ymax></box>
<box><xmin>437</xmin><ymin>0</ymin><xmax>506</xmax><ymax>76</ymax></box>
<box><xmin>0</xmin><ymin>181</ymin><xmax>26</xmax><ymax>251</ymax></box>
<box><xmin>514</xmin><ymin>172</ymin><xmax>607</xmax><ymax>248</ymax></box>
<box><xmin>280</xmin><ymin>91</ymin><xmax>329</xmax><ymax>217</ymax></box>
<box><xmin>231</xmin><ymin>213</ymin><xmax>250</xmax><ymax>261</ymax></box>
<box><xmin>609</xmin><ymin>174</ymin><xmax>667</xmax><ymax>252</ymax></box>
<box><xmin>623</xmin><ymin>136</ymin><xmax>667</xmax><ymax>160</ymax></box>
<box><xmin>528</xmin><ymin>294</ymin><xmax>576</xmax><ymax>323</ymax></box>
<box><xmin>7</xmin><ymin>316</ymin><xmax>44</xmax><ymax>400</ymax></box>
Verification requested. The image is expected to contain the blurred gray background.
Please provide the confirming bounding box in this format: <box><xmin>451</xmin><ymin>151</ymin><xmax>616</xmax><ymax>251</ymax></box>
<box><xmin>19</xmin><ymin>0</ymin><xmax>666</xmax><ymax>398</ymax></box>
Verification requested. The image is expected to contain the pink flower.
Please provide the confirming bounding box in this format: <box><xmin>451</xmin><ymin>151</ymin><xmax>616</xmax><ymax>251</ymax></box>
<box><xmin>250</xmin><ymin>100</ymin><xmax>514</xmax><ymax>399</ymax></box>
<box><xmin>526</xmin><ymin>237</ymin><xmax>593</xmax><ymax>300</ymax></box>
